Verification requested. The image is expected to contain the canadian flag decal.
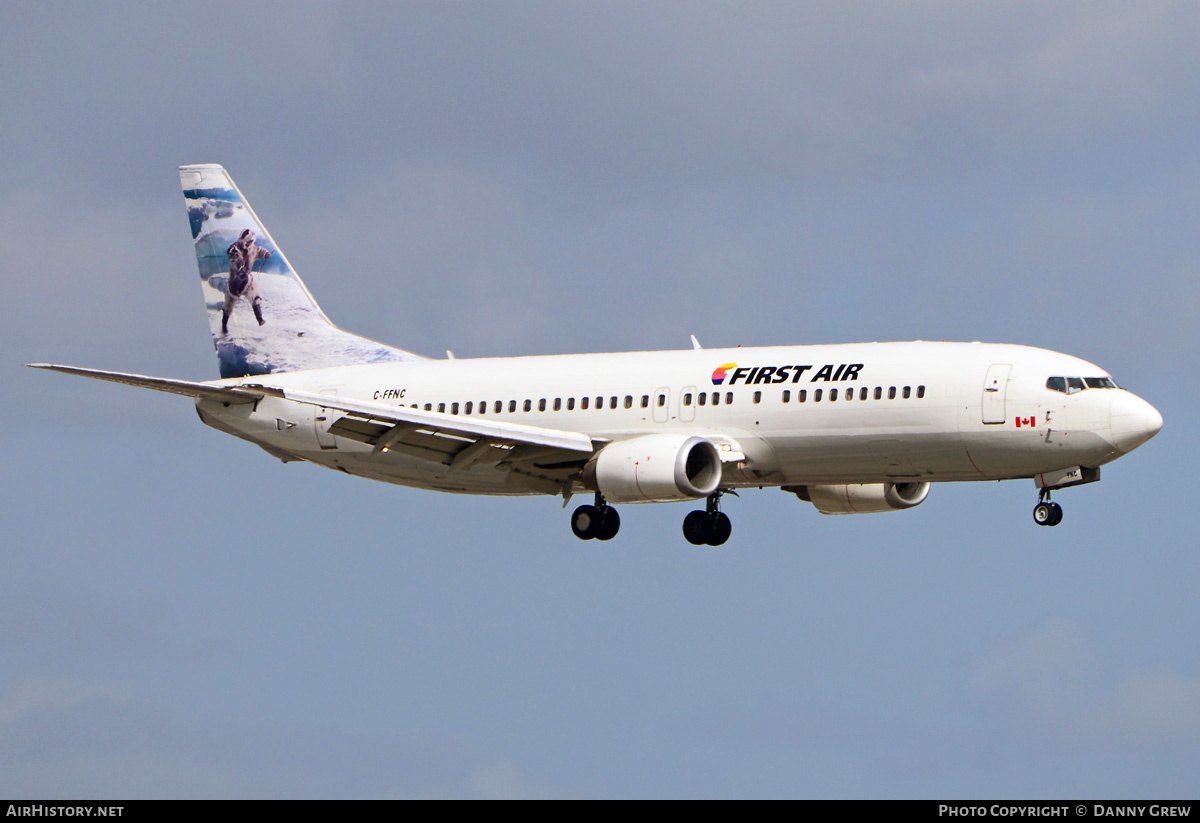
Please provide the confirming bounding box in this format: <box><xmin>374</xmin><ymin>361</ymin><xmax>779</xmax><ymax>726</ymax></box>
<box><xmin>1015</xmin><ymin>416</ymin><xmax>1036</xmax><ymax>428</ymax></box>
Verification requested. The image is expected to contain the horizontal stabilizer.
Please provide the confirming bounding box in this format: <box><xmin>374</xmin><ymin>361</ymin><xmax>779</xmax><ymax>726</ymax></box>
<box><xmin>27</xmin><ymin>364</ymin><xmax>263</xmax><ymax>403</ymax></box>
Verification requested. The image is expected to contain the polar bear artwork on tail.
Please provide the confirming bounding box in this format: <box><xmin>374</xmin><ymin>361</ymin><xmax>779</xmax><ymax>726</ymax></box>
<box><xmin>222</xmin><ymin>228</ymin><xmax>272</xmax><ymax>334</ymax></box>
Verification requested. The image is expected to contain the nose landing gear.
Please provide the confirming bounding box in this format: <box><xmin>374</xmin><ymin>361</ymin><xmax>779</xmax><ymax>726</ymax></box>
<box><xmin>1032</xmin><ymin>489</ymin><xmax>1064</xmax><ymax>527</ymax></box>
<box><xmin>683</xmin><ymin>491</ymin><xmax>733</xmax><ymax>546</ymax></box>
<box><xmin>571</xmin><ymin>493</ymin><xmax>621</xmax><ymax>541</ymax></box>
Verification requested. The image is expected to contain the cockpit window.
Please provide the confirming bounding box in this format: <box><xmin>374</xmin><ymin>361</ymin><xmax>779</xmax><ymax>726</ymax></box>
<box><xmin>1047</xmin><ymin>375</ymin><xmax>1109</xmax><ymax>394</ymax></box>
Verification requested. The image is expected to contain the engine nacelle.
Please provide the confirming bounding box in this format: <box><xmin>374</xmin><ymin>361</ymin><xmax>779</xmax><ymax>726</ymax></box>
<box><xmin>790</xmin><ymin>482</ymin><xmax>931</xmax><ymax>515</ymax></box>
<box><xmin>583</xmin><ymin>434</ymin><xmax>723</xmax><ymax>503</ymax></box>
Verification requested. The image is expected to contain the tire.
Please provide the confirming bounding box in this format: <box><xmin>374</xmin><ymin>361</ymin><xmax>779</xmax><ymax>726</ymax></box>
<box><xmin>683</xmin><ymin>510</ymin><xmax>711</xmax><ymax>545</ymax></box>
<box><xmin>1033</xmin><ymin>502</ymin><xmax>1052</xmax><ymax>526</ymax></box>
<box><xmin>571</xmin><ymin>504</ymin><xmax>603</xmax><ymax>540</ymax></box>
<box><xmin>707</xmin><ymin>512</ymin><xmax>732</xmax><ymax>546</ymax></box>
<box><xmin>596</xmin><ymin>507</ymin><xmax>621</xmax><ymax>541</ymax></box>
<box><xmin>1047</xmin><ymin>502</ymin><xmax>1063</xmax><ymax>527</ymax></box>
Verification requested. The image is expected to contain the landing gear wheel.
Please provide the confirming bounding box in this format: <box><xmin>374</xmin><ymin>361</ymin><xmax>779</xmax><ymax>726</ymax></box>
<box><xmin>1033</xmin><ymin>502</ymin><xmax>1052</xmax><ymax>525</ymax></box>
<box><xmin>683</xmin><ymin>510</ymin><xmax>711</xmax><ymax>545</ymax></box>
<box><xmin>1046</xmin><ymin>501</ymin><xmax>1063</xmax><ymax>526</ymax></box>
<box><xmin>707</xmin><ymin>512</ymin><xmax>732</xmax><ymax>546</ymax></box>
<box><xmin>596</xmin><ymin>507</ymin><xmax>621</xmax><ymax>541</ymax></box>
<box><xmin>571</xmin><ymin>504</ymin><xmax>604</xmax><ymax>540</ymax></box>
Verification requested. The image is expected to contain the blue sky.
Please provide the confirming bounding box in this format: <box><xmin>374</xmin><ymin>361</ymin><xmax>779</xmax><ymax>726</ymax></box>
<box><xmin>3</xmin><ymin>1</ymin><xmax>1197</xmax><ymax>797</ymax></box>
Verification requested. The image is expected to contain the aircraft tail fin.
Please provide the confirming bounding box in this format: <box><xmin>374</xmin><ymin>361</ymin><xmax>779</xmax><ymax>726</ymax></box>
<box><xmin>180</xmin><ymin>164</ymin><xmax>425</xmax><ymax>378</ymax></box>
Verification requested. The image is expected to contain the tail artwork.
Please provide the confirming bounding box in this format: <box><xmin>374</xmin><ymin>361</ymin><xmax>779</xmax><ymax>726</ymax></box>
<box><xmin>180</xmin><ymin>164</ymin><xmax>424</xmax><ymax>378</ymax></box>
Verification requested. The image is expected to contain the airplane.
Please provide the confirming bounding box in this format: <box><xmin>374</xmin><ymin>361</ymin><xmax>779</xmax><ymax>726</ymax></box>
<box><xmin>30</xmin><ymin>164</ymin><xmax>1163</xmax><ymax>545</ymax></box>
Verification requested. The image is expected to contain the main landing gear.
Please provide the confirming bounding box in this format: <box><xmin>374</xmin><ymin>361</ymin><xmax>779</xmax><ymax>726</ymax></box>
<box><xmin>571</xmin><ymin>493</ymin><xmax>621</xmax><ymax>541</ymax></box>
<box><xmin>570</xmin><ymin>491</ymin><xmax>734</xmax><ymax>545</ymax></box>
<box><xmin>683</xmin><ymin>491</ymin><xmax>732</xmax><ymax>546</ymax></box>
<box><xmin>1032</xmin><ymin>489</ymin><xmax>1064</xmax><ymax>527</ymax></box>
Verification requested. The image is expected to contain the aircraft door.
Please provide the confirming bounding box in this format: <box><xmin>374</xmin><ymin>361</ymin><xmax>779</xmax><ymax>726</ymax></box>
<box><xmin>315</xmin><ymin>388</ymin><xmax>339</xmax><ymax>449</ymax></box>
<box><xmin>982</xmin><ymin>364</ymin><xmax>1011</xmax><ymax>425</ymax></box>
<box><xmin>653</xmin><ymin>388</ymin><xmax>670</xmax><ymax>423</ymax></box>
<box><xmin>679</xmin><ymin>386</ymin><xmax>697</xmax><ymax>423</ymax></box>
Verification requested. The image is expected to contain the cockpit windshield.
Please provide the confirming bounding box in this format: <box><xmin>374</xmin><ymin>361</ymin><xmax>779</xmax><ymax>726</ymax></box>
<box><xmin>1046</xmin><ymin>375</ymin><xmax>1119</xmax><ymax>394</ymax></box>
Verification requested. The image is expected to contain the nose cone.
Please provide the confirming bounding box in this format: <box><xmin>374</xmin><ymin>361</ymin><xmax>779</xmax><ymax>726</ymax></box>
<box><xmin>1110</xmin><ymin>392</ymin><xmax>1163</xmax><ymax>453</ymax></box>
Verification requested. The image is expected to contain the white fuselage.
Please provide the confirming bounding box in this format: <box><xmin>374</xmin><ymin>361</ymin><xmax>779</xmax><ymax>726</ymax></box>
<box><xmin>195</xmin><ymin>340</ymin><xmax>1160</xmax><ymax>497</ymax></box>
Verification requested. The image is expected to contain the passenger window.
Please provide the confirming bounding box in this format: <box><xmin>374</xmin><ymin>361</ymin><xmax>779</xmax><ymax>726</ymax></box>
<box><xmin>798</xmin><ymin>389</ymin><xmax>807</xmax><ymax>403</ymax></box>
<box><xmin>830</xmin><ymin>388</ymin><xmax>838</xmax><ymax>401</ymax></box>
<box><xmin>438</xmin><ymin>403</ymin><xmax>446</xmax><ymax>413</ymax></box>
<box><xmin>698</xmin><ymin>392</ymin><xmax>706</xmax><ymax>406</ymax></box>
<box><xmin>641</xmin><ymin>395</ymin><xmax>649</xmax><ymax>408</ymax></box>
<box><xmin>814</xmin><ymin>389</ymin><xmax>822</xmax><ymax>402</ymax></box>
<box><xmin>888</xmin><ymin>387</ymin><xmax>896</xmax><ymax>399</ymax></box>
<box><xmin>523</xmin><ymin>400</ymin><xmax>531</xmax><ymax>412</ymax></box>
<box><xmin>581</xmin><ymin>396</ymin><xmax>590</xmax><ymax>410</ymax></box>
<box><xmin>624</xmin><ymin>395</ymin><xmax>633</xmax><ymax>409</ymax></box>
<box><xmin>538</xmin><ymin>399</ymin><xmax>546</xmax><ymax>412</ymax></box>
<box><xmin>712</xmin><ymin>392</ymin><xmax>720</xmax><ymax>405</ymax></box>
<box><xmin>478</xmin><ymin>401</ymin><xmax>485</xmax><ymax>415</ymax></box>
<box><xmin>508</xmin><ymin>400</ymin><xmax>516</xmax><ymax>413</ymax></box>
<box><xmin>1067</xmin><ymin>377</ymin><xmax>1086</xmax><ymax>394</ymax></box>
<box><xmin>725</xmin><ymin>392</ymin><xmax>733</xmax><ymax>404</ymax></box>
<box><xmin>464</xmin><ymin>401</ymin><xmax>473</xmax><ymax>414</ymax></box>
<box><xmin>684</xmin><ymin>393</ymin><xmax>692</xmax><ymax>406</ymax></box>
<box><xmin>782</xmin><ymin>390</ymin><xmax>790</xmax><ymax>403</ymax></box>
<box><xmin>753</xmin><ymin>391</ymin><xmax>761</xmax><ymax>404</ymax></box>
<box><xmin>568</xmin><ymin>397</ymin><xmax>575</xmax><ymax>410</ymax></box>
<box><xmin>917</xmin><ymin>386</ymin><xmax>925</xmax><ymax>399</ymax></box>
<box><xmin>610</xmin><ymin>396</ymin><xmax>617</xmax><ymax>409</ymax></box>
<box><xmin>874</xmin><ymin>387</ymin><xmax>882</xmax><ymax>400</ymax></box>
<box><xmin>903</xmin><ymin>386</ymin><xmax>911</xmax><ymax>399</ymax></box>
<box><xmin>451</xmin><ymin>402</ymin><xmax>459</xmax><ymax>415</ymax></box>
<box><xmin>597</xmin><ymin>396</ymin><xmax>604</xmax><ymax>409</ymax></box>
<box><xmin>551</xmin><ymin>398</ymin><xmax>559</xmax><ymax>411</ymax></box>
<box><xmin>845</xmin><ymin>388</ymin><xmax>852</xmax><ymax>401</ymax></box>
<box><xmin>860</xmin><ymin>387</ymin><xmax>867</xmax><ymax>400</ymax></box>
<box><xmin>657</xmin><ymin>394</ymin><xmax>666</xmax><ymax>407</ymax></box>
<box><xmin>424</xmin><ymin>403</ymin><xmax>432</xmax><ymax>411</ymax></box>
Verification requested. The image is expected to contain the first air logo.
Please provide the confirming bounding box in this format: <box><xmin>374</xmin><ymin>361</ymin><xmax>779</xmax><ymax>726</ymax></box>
<box><xmin>712</xmin><ymin>363</ymin><xmax>864</xmax><ymax>386</ymax></box>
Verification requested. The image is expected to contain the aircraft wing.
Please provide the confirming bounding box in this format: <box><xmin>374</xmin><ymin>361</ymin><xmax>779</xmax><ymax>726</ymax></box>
<box><xmin>29</xmin><ymin>365</ymin><xmax>601</xmax><ymax>490</ymax></box>
<box><xmin>269</xmin><ymin>387</ymin><xmax>600</xmax><ymax>493</ymax></box>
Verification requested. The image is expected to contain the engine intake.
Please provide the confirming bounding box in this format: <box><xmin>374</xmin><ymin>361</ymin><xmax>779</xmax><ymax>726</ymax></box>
<box><xmin>583</xmin><ymin>434</ymin><xmax>722</xmax><ymax>503</ymax></box>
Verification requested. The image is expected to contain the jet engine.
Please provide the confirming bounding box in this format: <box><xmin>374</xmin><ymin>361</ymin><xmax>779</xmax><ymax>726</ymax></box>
<box><xmin>788</xmin><ymin>482</ymin><xmax>931</xmax><ymax>515</ymax></box>
<box><xmin>582</xmin><ymin>434</ymin><xmax>723</xmax><ymax>503</ymax></box>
